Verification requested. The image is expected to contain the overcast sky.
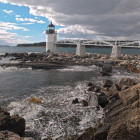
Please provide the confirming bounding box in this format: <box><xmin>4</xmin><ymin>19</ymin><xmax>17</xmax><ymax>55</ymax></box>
<box><xmin>0</xmin><ymin>0</ymin><xmax>140</xmax><ymax>45</ymax></box>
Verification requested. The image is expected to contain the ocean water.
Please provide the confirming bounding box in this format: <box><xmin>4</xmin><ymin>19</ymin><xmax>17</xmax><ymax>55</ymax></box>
<box><xmin>0</xmin><ymin>46</ymin><xmax>140</xmax><ymax>55</ymax></box>
<box><xmin>0</xmin><ymin>46</ymin><xmax>139</xmax><ymax>139</ymax></box>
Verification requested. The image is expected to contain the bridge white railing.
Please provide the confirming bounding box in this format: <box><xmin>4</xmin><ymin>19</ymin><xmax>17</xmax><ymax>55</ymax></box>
<box><xmin>56</xmin><ymin>40</ymin><xmax>140</xmax><ymax>48</ymax></box>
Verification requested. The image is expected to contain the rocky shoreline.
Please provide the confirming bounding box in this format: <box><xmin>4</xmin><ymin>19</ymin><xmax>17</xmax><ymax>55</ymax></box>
<box><xmin>0</xmin><ymin>52</ymin><xmax>140</xmax><ymax>73</ymax></box>
<box><xmin>0</xmin><ymin>107</ymin><xmax>34</xmax><ymax>140</ymax></box>
<box><xmin>0</xmin><ymin>52</ymin><xmax>139</xmax><ymax>140</ymax></box>
<box><xmin>77</xmin><ymin>76</ymin><xmax>140</xmax><ymax>140</ymax></box>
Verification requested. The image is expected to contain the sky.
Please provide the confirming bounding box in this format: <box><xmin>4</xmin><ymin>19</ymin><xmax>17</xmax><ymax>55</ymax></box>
<box><xmin>0</xmin><ymin>0</ymin><xmax>140</xmax><ymax>46</ymax></box>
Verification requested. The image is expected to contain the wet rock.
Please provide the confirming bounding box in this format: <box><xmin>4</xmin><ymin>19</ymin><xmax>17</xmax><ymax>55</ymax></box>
<box><xmin>94</xmin><ymin>125</ymin><xmax>109</xmax><ymax>140</ymax></box>
<box><xmin>77</xmin><ymin>127</ymin><xmax>95</xmax><ymax>140</ymax></box>
<box><xmin>81</xmin><ymin>100</ymin><xmax>88</xmax><ymax>107</ymax></box>
<box><xmin>87</xmin><ymin>82</ymin><xmax>94</xmax><ymax>87</ymax></box>
<box><xmin>126</xmin><ymin>64</ymin><xmax>140</xmax><ymax>73</ymax></box>
<box><xmin>72</xmin><ymin>98</ymin><xmax>80</xmax><ymax>104</ymax></box>
<box><xmin>93</xmin><ymin>86</ymin><xmax>101</xmax><ymax>92</ymax></box>
<box><xmin>119</xmin><ymin>60</ymin><xmax>129</xmax><ymax>66</ymax></box>
<box><xmin>0</xmin><ymin>130</ymin><xmax>34</xmax><ymax>140</ymax></box>
<box><xmin>102</xmin><ymin>65</ymin><xmax>112</xmax><ymax>73</ymax></box>
<box><xmin>9</xmin><ymin>115</ymin><xmax>25</xmax><ymax>135</ymax></box>
<box><xmin>4</xmin><ymin>53</ymin><xmax>10</xmax><ymax>57</ymax></box>
<box><xmin>138</xmin><ymin>76</ymin><xmax>140</xmax><ymax>83</ymax></box>
<box><xmin>41</xmin><ymin>137</ymin><xmax>53</xmax><ymax>140</ymax></box>
<box><xmin>98</xmin><ymin>95</ymin><xmax>108</xmax><ymax>108</ymax></box>
<box><xmin>107</xmin><ymin>92</ymin><xmax>120</xmax><ymax>104</ymax></box>
<box><xmin>107</xmin><ymin>122</ymin><xmax>140</xmax><ymax>140</ymax></box>
<box><xmin>87</xmin><ymin>92</ymin><xmax>98</xmax><ymax>106</ymax></box>
<box><xmin>103</xmin><ymin>79</ymin><xmax>113</xmax><ymax>88</ymax></box>
<box><xmin>119</xmin><ymin>83</ymin><xmax>140</xmax><ymax>105</ymax></box>
<box><xmin>0</xmin><ymin>107</ymin><xmax>25</xmax><ymax>135</ymax></box>
<box><xmin>100</xmin><ymin>71</ymin><xmax>111</xmax><ymax>76</ymax></box>
<box><xmin>121</xmin><ymin>85</ymin><xmax>129</xmax><ymax>91</ymax></box>
<box><xmin>87</xmin><ymin>85</ymin><xmax>95</xmax><ymax>91</ymax></box>
<box><xmin>118</xmin><ymin>77</ymin><xmax>137</xmax><ymax>89</ymax></box>
<box><xmin>110</xmin><ymin>84</ymin><xmax>121</xmax><ymax>92</ymax></box>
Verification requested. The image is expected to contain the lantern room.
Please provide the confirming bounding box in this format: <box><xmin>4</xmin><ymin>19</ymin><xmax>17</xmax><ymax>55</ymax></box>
<box><xmin>46</xmin><ymin>21</ymin><xmax>56</xmax><ymax>34</ymax></box>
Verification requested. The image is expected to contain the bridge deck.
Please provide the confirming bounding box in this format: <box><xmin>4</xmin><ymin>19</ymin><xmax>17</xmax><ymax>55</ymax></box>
<box><xmin>56</xmin><ymin>42</ymin><xmax>140</xmax><ymax>48</ymax></box>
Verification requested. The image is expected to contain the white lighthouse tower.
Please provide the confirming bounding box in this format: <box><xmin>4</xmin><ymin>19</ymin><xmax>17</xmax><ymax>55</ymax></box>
<box><xmin>46</xmin><ymin>22</ymin><xmax>57</xmax><ymax>53</ymax></box>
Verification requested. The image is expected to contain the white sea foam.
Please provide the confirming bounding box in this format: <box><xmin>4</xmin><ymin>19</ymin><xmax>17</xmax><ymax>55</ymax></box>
<box><xmin>0</xmin><ymin>66</ymin><xmax>32</xmax><ymax>73</ymax></box>
<box><xmin>111</xmin><ymin>69</ymin><xmax>139</xmax><ymax>81</ymax></box>
<box><xmin>8</xmin><ymin>81</ymin><xmax>103</xmax><ymax>139</ymax></box>
<box><xmin>58</xmin><ymin>65</ymin><xmax>99</xmax><ymax>72</ymax></box>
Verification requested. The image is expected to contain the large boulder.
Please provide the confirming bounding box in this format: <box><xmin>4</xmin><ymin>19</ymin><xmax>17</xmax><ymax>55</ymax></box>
<box><xmin>0</xmin><ymin>107</ymin><xmax>25</xmax><ymax>135</ymax></box>
<box><xmin>119</xmin><ymin>83</ymin><xmax>140</xmax><ymax>105</ymax></box>
<box><xmin>118</xmin><ymin>77</ymin><xmax>137</xmax><ymax>89</ymax></box>
<box><xmin>9</xmin><ymin>115</ymin><xmax>25</xmax><ymax>135</ymax></box>
<box><xmin>107</xmin><ymin>108</ymin><xmax>140</xmax><ymax>140</ymax></box>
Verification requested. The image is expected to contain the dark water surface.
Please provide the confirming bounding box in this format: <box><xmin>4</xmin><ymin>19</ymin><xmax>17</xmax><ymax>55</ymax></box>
<box><xmin>0</xmin><ymin>46</ymin><xmax>140</xmax><ymax>55</ymax></box>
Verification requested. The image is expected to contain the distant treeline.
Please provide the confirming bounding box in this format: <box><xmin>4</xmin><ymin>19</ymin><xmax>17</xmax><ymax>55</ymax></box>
<box><xmin>17</xmin><ymin>42</ymin><xmax>46</xmax><ymax>47</ymax></box>
<box><xmin>17</xmin><ymin>42</ymin><xmax>77</xmax><ymax>48</ymax></box>
<box><xmin>17</xmin><ymin>42</ymin><xmax>111</xmax><ymax>48</ymax></box>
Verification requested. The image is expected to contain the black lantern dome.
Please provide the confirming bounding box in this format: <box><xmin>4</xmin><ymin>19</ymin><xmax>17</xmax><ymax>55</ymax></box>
<box><xmin>48</xmin><ymin>22</ymin><xmax>55</xmax><ymax>27</ymax></box>
<box><xmin>46</xmin><ymin>21</ymin><xmax>56</xmax><ymax>34</ymax></box>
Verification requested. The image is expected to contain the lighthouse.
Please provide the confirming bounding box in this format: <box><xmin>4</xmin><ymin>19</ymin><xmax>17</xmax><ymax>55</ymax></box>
<box><xmin>46</xmin><ymin>22</ymin><xmax>57</xmax><ymax>52</ymax></box>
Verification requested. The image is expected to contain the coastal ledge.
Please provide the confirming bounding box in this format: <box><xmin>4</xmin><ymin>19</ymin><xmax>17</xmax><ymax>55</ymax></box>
<box><xmin>0</xmin><ymin>52</ymin><xmax>140</xmax><ymax>73</ymax></box>
<box><xmin>77</xmin><ymin>77</ymin><xmax>140</xmax><ymax>140</ymax></box>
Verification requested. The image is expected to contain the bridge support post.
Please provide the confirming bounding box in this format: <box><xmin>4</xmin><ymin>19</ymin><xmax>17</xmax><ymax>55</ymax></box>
<box><xmin>110</xmin><ymin>45</ymin><xmax>121</xmax><ymax>59</ymax></box>
<box><xmin>76</xmin><ymin>41</ymin><xmax>85</xmax><ymax>56</ymax></box>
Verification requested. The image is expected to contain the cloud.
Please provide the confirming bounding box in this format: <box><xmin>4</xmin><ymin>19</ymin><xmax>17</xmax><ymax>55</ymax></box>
<box><xmin>22</xmin><ymin>22</ymin><xmax>34</xmax><ymax>25</ymax></box>
<box><xmin>3</xmin><ymin>9</ymin><xmax>13</xmax><ymax>14</ymax></box>
<box><xmin>0</xmin><ymin>21</ymin><xmax>29</xmax><ymax>31</ymax></box>
<box><xmin>1</xmin><ymin>0</ymin><xmax>140</xmax><ymax>40</ymax></box>
<box><xmin>0</xmin><ymin>21</ymin><xmax>29</xmax><ymax>45</ymax></box>
<box><xmin>24</xmin><ymin>36</ymin><xmax>31</xmax><ymax>38</ymax></box>
<box><xmin>57</xmin><ymin>25</ymin><xmax>97</xmax><ymax>40</ymax></box>
<box><xmin>15</xmin><ymin>15</ymin><xmax>20</xmax><ymax>18</ymax></box>
<box><xmin>0</xmin><ymin>30</ymin><xmax>28</xmax><ymax>45</ymax></box>
<box><xmin>15</xmin><ymin>17</ymin><xmax>45</xmax><ymax>24</ymax></box>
